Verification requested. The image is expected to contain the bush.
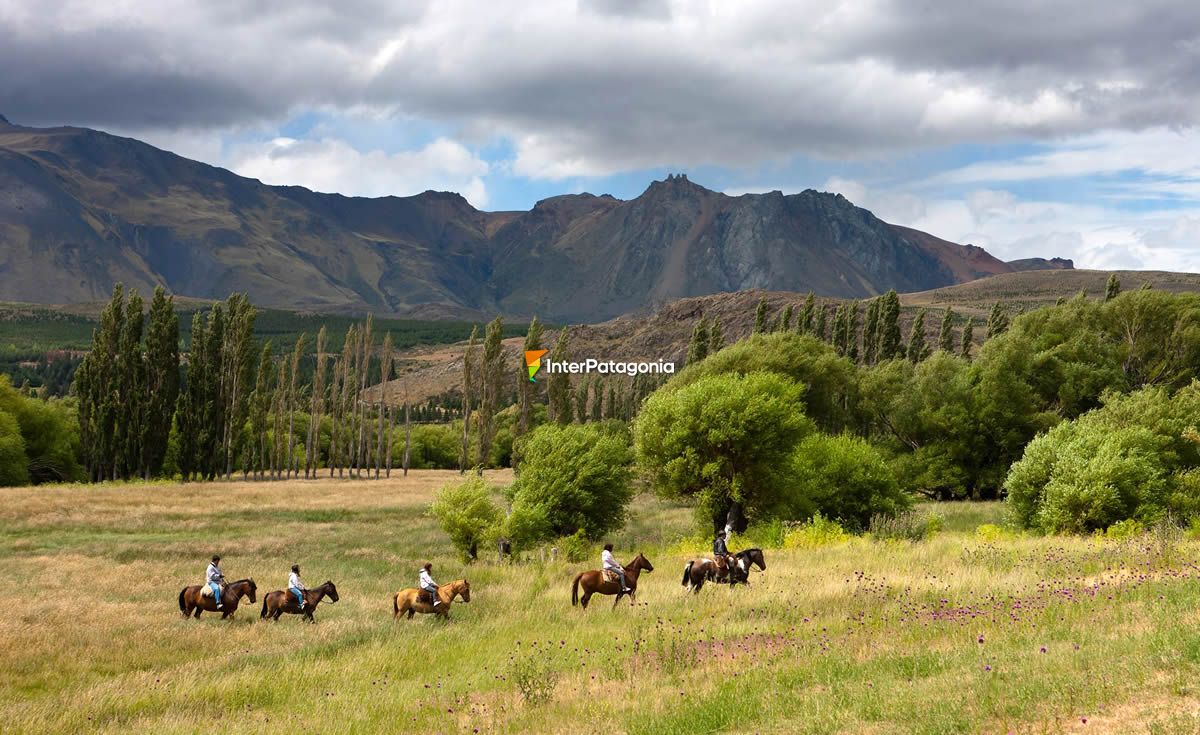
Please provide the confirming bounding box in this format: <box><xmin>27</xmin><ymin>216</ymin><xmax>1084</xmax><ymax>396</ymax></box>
<box><xmin>870</xmin><ymin>510</ymin><xmax>943</xmax><ymax>542</ymax></box>
<box><xmin>0</xmin><ymin>410</ymin><xmax>29</xmax><ymax>487</ymax></box>
<box><xmin>1006</xmin><ymin>385</ymin><xmax>1200</xmax><ymax>533</ymax></box>
<box><xmin>395</xmin><ymin>423</ymin><xmax>460</xmax><ymax>470</ymax></box>
<box><xmin>0</xmin><ymin>376</ymin><xmax>82</xmax><ymax>484</ymax></box>
<box><xmin>785</xmin><ymin>433</ymin><xmax>910</xmax><ymax>531</ymax></box>
<box><xmin>428</xmin><ymin>476</ymin><xmax>502</xmax><ymax>561</ymax></box>
<box><xmin>784</xmin><ymin>513</ymin><xmax>852</xmax><ymax>548</ymax></box>
<box><xmin>1104</xmin><ymin>518</ymin><xmax>1145</xmax><ymax>539</ymax></box>
<box><xmin>635</xmin><ymin>371</ymin><xmax>812</xmax><ymax>532</ymax></box>
<box><xmin>507</xmin><ymin>422</ymin><xmax>633</xmax><ymax>544</ymax></box>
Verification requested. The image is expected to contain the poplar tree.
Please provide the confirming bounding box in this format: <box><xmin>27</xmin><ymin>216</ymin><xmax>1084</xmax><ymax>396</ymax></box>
<box><xmin>199</xmin><ymin>304</ymin><xmax>225</xmax><ymax>480</ymax></box>
<box><xmin>1105</xmin><ymin>273</ymin><xmax>1122</xmax><ymax>302</ymax></box>
<box><xmin>353</xmin><ymin>315</ymin><xmax>374</xmax><ymax>477</ymax></box>
<box><xmin>177</xmin><ymin>311</ymin><xmax>206</xmax><ymax>482</ymax></box>
<box><xmin>753</xmin><ymin>297</ymin><xmax>768</xmax><ymax>334</ymax></box>
<box><xmin>591</xmin><ymin>377</ymin><xmax>605</xmax><ymax>422</ymax></box>
<box><xmin>249</xmin><ymin>343</ymin><xmax>273</xmax><ymax>480</ymax></box>
<box><xmin>959</xmin><ymin>317</ymin><xmax>975</xmax><ymax>360</ymax></box>
<box><xmin>831</xmin><ymin>304</ymin><xmax>848</xmax><ymax>355</ymax></box>
<box><xmin>477</xmin><ymin>316</ymin><xmax>504</xmax><ymax>467</ymax></box>
<box><xmin>306</xmin><ymin>327</ymin><xmax>328</xmax><ymax>478</ymax></box>
<box><xmin>986</xmin><ymin>302</ymin><xmax>1009</xmax><ymax>339</ymax></box>
<box><xmin>547</xmin><ymin>327</ymin><xmax>571</xmax><ymax>425</ymax></box>
<box><xmin>862</xmin><ymin>298</ymin><xmax>880</xmax><ymax>365</ymax></box>
<box><xmin>376</xmin><ymin>332</ymin><xmax>393</xmax><ymax>479</ymax></box>
<box><xmin>798</xmin><ymin>292</ymin><xmax>815</xmax><ymax>334</ymax></box>
<box><xmin>781</xmin><ymin>303</ymin><xmax>793</xmax><ymax>331</ymax></box>
<box><xmin>846</xmin><ymin>300</ymin><xmax>860</xmax><ymax>363</ymax></box>
<box><xmin>878</xmin><ymin>290</ymin><xmax>902</xmax><ymax>360</ymax></box>
<box><xmin>460</xmin><ymin>326</ymin><xmax>478</xmax><ymax>472</ymax></box>
<box><xmin>686</xmin><ymin>316</ymin><xmax>710</xmax><ymax>364</ymax></box>
<box><xmin>143</xmin><ymin>287</ymin><xmax>179</xmax><ymax>478</ymax></box>
<box><xmin>116</xmin><ymin>289</ymin><xmax>144</xmax><ymax>479</ymax></box>
<box><xmin>815</xmin><ymin>304</ymin><xmax>828</xmax><ymax>342</ymax></box>
<box><xmin>575</xmin><ymin>377</ymin><xmax>589</xmax><ymax>423</ymax></box>
<box><xmin>708</xmin><ymin>319</ymin><xmax>725</xmax><ymax>355</ymax></box>
<box><xmin>938</xmin><ymin>308</ymin><xmax>955</xmax><ymax>352</ymax></box>
<box><xmin>517</xmin><ymin>316</ymin><xmax>544</xmax><ymax>436</ymax></box>
<box><xmin>220</xmin><ymin>295</ymin><xmax>256</xmax><ymax>479</ymax></box>
<box><xmin>906</xmin><ymin>309</ymin><xmax>930</xmax><ymax>363</ymax></box>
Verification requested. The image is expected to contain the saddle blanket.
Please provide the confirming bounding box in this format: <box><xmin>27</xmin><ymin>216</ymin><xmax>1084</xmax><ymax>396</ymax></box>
<box><xmin>200</xmin><ymin>584</ymin><xmax>223</xmax><ymax>597</ymax></box>
<box><xmin>602</xmin><ymin>570</ymin><xmax>620</xmax><ymax>584</ymax></box>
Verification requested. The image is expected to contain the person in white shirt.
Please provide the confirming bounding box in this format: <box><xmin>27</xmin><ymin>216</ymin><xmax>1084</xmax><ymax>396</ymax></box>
<box><xmin>419</xmin><ymin>562</ymin><xmax>441</xmax><ymax>607</ymax></box>
<box><xmin>602</xmin><ymin>543</ymin><xmax>630</xmax><ymax>593</ymax></box>
<box><xmin>206</xmin><ymin>555</ymin><xmax>225</xmax><ymax>609</ymax></box>
<box><xmin>288</xmin><ymin>564</ymin><xmax>306</xmax><ymax>611</ymax></box>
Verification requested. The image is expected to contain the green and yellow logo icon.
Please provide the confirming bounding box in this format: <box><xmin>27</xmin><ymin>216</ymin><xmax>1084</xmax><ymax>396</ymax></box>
<box><xmin>525</xmin><ymin>349</ymin><xmax>549</xmax><ymax>382</ymax></box>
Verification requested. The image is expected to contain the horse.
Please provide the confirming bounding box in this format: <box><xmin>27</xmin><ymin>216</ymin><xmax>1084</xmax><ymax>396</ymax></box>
<box><xmin>178</xmin><ymin>579</ymin><xmax>257</xmax><ymax>620</ymax></box>
<box><xmin>571</xmin><ymin>553</ymin><xmax>654</xmax><ymax>609</ymax></box>
<box><xmin>260</xmin><ymin>581</ymin><xmax>340</xmax><ymax>623</ymax></box>
<box><xmin>728</xmin><ymin>548</ymin><xmax>766</xmax><ymax>586</ymax></box>
<box><xmin>392</xmin><ymin>579</ymin><xmax>471</xmax><ymax>620</ymax></box>
<box><xmin>681</xmin><ymin>557</ymin><xmax>719</xmax><ymax>593</ymax></box>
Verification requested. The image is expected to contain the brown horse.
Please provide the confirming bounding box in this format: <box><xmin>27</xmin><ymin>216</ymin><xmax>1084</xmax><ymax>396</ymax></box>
<box><xmin>178</xmin><ymin>579</ymin><xmax>257</xmax><ymax>620</ymax></box>
<box><xmin>260</xmin><ymin>581</ymin><xmax>340</xmax><ymax>623</ymax></box>
<box><xmin>392</xmin><ymin>579</ymin><xmax>471</xmax><ymax>620</ymax></box>
<box><xmin>681</xmin><ymin>557</ymin><xmax>719</xmax><ymax>593</ymax></box>
<box><xmin>571</xmin><ymin>553</ymin><xmax>654</xmax><ymax>609</ymax></box>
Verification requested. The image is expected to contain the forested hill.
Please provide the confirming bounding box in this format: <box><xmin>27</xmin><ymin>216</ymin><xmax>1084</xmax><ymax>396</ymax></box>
<box><xmin>1</xmin><ymin>117</ymin><xmax>1062</xmax><ymax>322</ymax></box>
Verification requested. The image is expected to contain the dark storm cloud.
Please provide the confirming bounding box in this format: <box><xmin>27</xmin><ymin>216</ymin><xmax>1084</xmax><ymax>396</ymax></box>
<box><xmin>2</xmin><ymin>0</ymin><xmax>1199</xmax><ymax>174</ymax></box>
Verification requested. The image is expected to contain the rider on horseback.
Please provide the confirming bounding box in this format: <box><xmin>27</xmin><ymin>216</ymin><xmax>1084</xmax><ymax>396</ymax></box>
<box><xmin>288</xmin><ymin>564</ymin><xmax>306</xmax><ymax>611</ymax></box>
<box><xmin>602</xmin><ymin>543</ymin><xmax>631</xmax><ymax>593</ymax></box>
<box><xmin>419</xmin><ymin>562</ymin><xmax>441</xmax><ymax>608</ymax></box>
<box><xmin>712</xmin><ymin>531</ymin><xmax>733</xmax><ymax>580</ymax></box>
<box><xmin>206</xmin><ymin>555</ymin><xmax>225</xmax><ymax>610</ymax></box>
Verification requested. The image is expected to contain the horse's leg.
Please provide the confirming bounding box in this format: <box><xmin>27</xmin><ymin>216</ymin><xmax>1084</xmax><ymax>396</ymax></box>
<box><xmin>581</xmin><ymin>591</ymin><xmax>591</xmax><ymax>609</ymax></box>
<box><xmin>406</xmin><ymin>608</ymin><xmax>415</xmax><ymax>619</ymax></box>
<box><xmin>611</xmin><ymin>592</ymin><xmax>622</xmax><ymax>610</ymax></box>
<box><xmin>193</xmin><ymin>607</ymin><xmax>202</xmax><ymax>619</ymax></box>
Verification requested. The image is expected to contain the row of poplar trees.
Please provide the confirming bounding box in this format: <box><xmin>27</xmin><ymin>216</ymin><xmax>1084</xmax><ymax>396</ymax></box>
<box><xmin>687</xmin><ymin>290</ymin><xmax>1013</xmax><ymax>366</ymax></box>
<box><xmin>75</xmin><ymin>287</ymin><xmax>411</xmax><ymax>483</ymax></box>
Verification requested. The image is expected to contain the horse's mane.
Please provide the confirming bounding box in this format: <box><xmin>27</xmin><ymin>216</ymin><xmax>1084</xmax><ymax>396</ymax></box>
<box><xmin>229</xmin><ymin>578</ymin><xmax>253</xmax><ymax>585</ymax></box>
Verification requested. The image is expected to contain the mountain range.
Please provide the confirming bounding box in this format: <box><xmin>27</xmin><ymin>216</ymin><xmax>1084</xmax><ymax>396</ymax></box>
<box><xmin>0</xmin><ymin>115</ymin><xmax>1069</xmax><ymax>322</ymax></box>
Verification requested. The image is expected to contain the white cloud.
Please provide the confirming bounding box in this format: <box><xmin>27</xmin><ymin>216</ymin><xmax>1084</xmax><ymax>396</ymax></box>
<box><xmin>226</xmin><ymin>136</ymin><xmax>490</xmax><ymax>206</ymax></box>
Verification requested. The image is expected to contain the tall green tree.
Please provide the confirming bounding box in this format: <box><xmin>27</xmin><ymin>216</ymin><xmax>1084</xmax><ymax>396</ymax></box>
<box><xmin>753</xmin><ymin>297</ymin><xmax>768</xmax><ymax>334</ymax></box>
<box><xmin>517</xmin><ymin>316</ymin><xmax>544</xmax><ymax>436</ymax></box>
<box><xmin>986</xmin><ymin>302</ymin><xmax>1010</xmax><ymax>339</ymax></box>
<box><xmin>460</xmin><ymin>326</ymin><xmax>479</xmax><ymax>472</ymax></box>
<box><xmin>906</xmin><ymin>309</ymin><xmax>930</xmax><ymax>363</ymax></box>
<box><xmin>477</xmin><ymin>316</ymin><xmax>505</xmax><ymax>466</ymax></box>
<box><xmin>815</xmin><ymin>304</ymin><xmax>828</xmax><ymax>342</ymax></box>
<box><xmin>143</xmin><ymin>287</ymin><xmax>179</xmax><ymax>478</ymax></box>
<box><xmin>862</xmin><ymin>298</ymin><xmax>881</xmax><ymax>365</ymax></box>
<box><xmin>781</xmin><ymin>303</ymin><xmax>794</xmax><ymax>331</ymax></box>
<box><xmin>708</xmin><ymin>318</ymin><xmax>725</xmax><ymax>355</ymax></box>
<box><xmin>220</xmin><ymin>294</ymin><xmax>257</xmax><ymax>479</ymax></box>
<box><xmin>798</xmin><ymin>292</ymin><xmax>816</xmax><ymax>334</ymax></box>
<box><xmin>306</xmin><ymin>326</ymin><xmax>328</xmax><ymax>478</ymax></box>
<box><xmin>686</xmin><ymin>316</ymin><xmax>710</xmax><ymax>364</ymax></box>
<box><xmin>878</xmin><ymin>290</ymin><xmax>902</xmax><ymax>360</ymax></box>
<box><xmin>958</xmin><ymin>316</ymin><xmax>974</xmax><ymax>359</ymax></box>
<box><xmin>116</xmin><ymin>289</ymin><xmax>144</xmax><ymax>479</ymax></box>
<box><xmin>249</xmin><ymin>343</ymin><xmax>273</xmax><ymax>480</ymax></box>
<box><xmin>937</xmin><ymin>308</ymin><xmax>955</xmax><ymax>352</ymax></box>
<box><xmin>846</xmin><ymin>300</ymin><xmax>860</xmax><ymax>363</ymax></box>
<box><xmin>1105</xmin><ymin>273</ymin><xmax>1122</xmax><ymax>302</ymax></box>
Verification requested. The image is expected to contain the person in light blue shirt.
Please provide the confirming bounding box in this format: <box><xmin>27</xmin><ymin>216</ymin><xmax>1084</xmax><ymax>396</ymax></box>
<box><xmin>288</xmin><ymin>564</ymin><xmax>306</xmax><ymax>611</ymax></box>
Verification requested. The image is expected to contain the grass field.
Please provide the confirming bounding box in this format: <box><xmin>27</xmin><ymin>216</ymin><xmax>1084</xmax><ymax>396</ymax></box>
<box><xmin>4</xmin><ymin>473</ymin><xmax>1200</xmax><ymax>734</ymax></box>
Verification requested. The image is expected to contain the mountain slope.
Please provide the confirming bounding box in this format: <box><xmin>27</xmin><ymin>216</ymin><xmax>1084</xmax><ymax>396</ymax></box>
<box><xmin>0</xmin><ymin>118</ymin><xmax>1053</xmax><ymax>321</ymax></box>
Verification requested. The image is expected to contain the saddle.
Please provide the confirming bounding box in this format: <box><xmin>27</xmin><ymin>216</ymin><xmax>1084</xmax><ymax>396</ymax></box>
<box><xmin>602</xmin><ymin>570</ymin><xmax>620</xmax><ymax>585</ymax></box>
<box><xmin>421</xmin><ymin>588</ymin><xmax>438</xmax><ymax>605</ymax></box>
<box><xmin>199</xmin><ymin>584</ymin><xmax>223</xmax><ymax>598</ymax></box>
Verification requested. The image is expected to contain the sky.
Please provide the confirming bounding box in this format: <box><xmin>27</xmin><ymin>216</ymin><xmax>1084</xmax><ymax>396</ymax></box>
<box><xmin>3</xmin><ymin>0</ymin><xmax>1200</xmax><ymax>270</ymax></box>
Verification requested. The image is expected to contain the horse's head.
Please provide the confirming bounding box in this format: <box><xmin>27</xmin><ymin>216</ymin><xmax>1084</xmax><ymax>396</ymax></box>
<box><xmin>634</xmin><ymin>554</ymin><xmax>654</xmax><ymax>573</ymax></box>
<box><xmin>748</xmin><ymin>549</ymin><xmax>766</xmax><ymax>571</ymax></box>
<box><xmin>234</xmin><ymin>579</ymin><xmax>257</xmax><ymax>603</ymax></box>
<box><xmin>323</xmin><ymin>581</ymin><xmax>340</xmax><ymax>603</ymax></box>
<box><xmin>455</xmin><ymin>579</ymin><xmax>471</xmax><ymax>603</ymax></box>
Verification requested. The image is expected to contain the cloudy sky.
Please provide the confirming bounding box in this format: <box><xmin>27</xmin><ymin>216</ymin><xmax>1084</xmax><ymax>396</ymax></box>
<box><xmin>4</xmin><ymin>0</ymin><xmax>1200</xmax><ymax>270</ymax></box>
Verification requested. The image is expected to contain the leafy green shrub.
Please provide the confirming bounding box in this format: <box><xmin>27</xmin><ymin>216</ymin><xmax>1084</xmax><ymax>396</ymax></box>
<box><xmin>1104</xmin><ymin>518</ymin><xmax>1144</xmax><ymax>539</ymax></box>
<box><xmin>510</xmin><ymin>655</ymin><xmax>558</xmax><ymax>705</ymax></box>
<box><xmin>635</xmin><ymin>371</ymin><xmax>812</xmax><ymax>532</ymax></box>
<box><xmin>870</xmin><ymin>510</ymin><xmax>943</xmax><ymax>542</ymax></box>
<box><xmin>1006</xmin><ymin>385</ymin><xmax>1200</xmax><ymax>533</ymax></box>
<box><xmin>974</xmin><ymin>523</ymin><xmax>1016</xmax><ymax>542</ymax></box>
<box><xmin>785</xmin><ymin>433</ymin><xmax>910</xmax><ymax>531</ymax></box>
<box><xmin>0</xmin><ymin>410</ymin><xmax>29</xmax><ymax>486</ymax></box>
<box><xmin>738</xmin><ymin>519</ymin><xmax>787</xmax><ymax>549</ymax></box>
<box><xmin>554</xmin><ymin>529</ymin><xmax>591</xmax><ymax>563</ymax></box>
<box><xmin>784</xmin><ymin>513</ymin><xmax>852</xmax><ymax>548</ymax></box>
<box><xmin>395</xmin><ymin>424</ymin><xmax>460</xmax><ymax>470</ymax></box>
<box><xmin>428</xmin><ymin>476</ymin><xmax>502</xmax><ymax>561</ymax></box>
<box><xmin>0</xmin><ymin>376</ymin><xmax>81</xmax><ymax>484</ymax></box>
<box><xmin>507</xmin><ymin>422</ymin><xmax>633</xmax><ymax>545</ymax></box>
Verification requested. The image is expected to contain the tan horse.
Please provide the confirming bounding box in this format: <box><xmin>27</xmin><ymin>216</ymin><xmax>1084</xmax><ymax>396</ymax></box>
<box><xmin>178</xmin><ymin>579</ymin><xmax>257</xmax><ymax>620</ymax></box>
<box><xmin>571</xmin><ymin>553</ymin><xmax>654</xmax><ymax>609</ymax></box>
<box><xmin>260</xmin><ymin>581</ymin><xmax>340</xmax><ymax>623</ymax></box>
<box><xmin>392</xmin><ymin>579</ymin><xmax>471</xmax><ymax>620</ymax></box>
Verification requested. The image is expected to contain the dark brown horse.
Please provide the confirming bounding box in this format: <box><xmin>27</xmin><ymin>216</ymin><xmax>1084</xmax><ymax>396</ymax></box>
<box><xmin>178</xmin><ymin>579</ymin><xmax>257</xmax><ymax>620</ymax></box>
<box><xmin>571</xmin><ymin>553</ymin><xmax>654</xmax><ymax>609</ymax></box>
<box><xmin>260</xmin><ymin>581</ymin><xmax>340</xmax><ymax>623</ymax></box>
<box><xmin>681</xmin><ymin>557</ymin><xmax>718</xmax><ymax>593</ymax></box>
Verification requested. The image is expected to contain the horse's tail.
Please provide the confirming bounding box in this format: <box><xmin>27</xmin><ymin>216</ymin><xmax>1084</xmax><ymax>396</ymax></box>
<box><xmin>178</xmin><ymin>587</ymin><xmax>186</xmax><ymax>614</ymax></box>
<box><xmin>260</xmin><ymin>597</ymin><xmax>268</xmax><ymax>619</ymax></box>
<box><xmin>392</xmin><ymin>593</ymin><xmax>400</xmax><ymax>616</ymax></box>
<box><xmin>571</xmin><ymin>573</ymin><xmax>583</xmax><ymax>606</ymax></box>
<box><xmin>681</xmin><ymin>561</ymin><xmax>694</xmax><ymax>587</ymax></box>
